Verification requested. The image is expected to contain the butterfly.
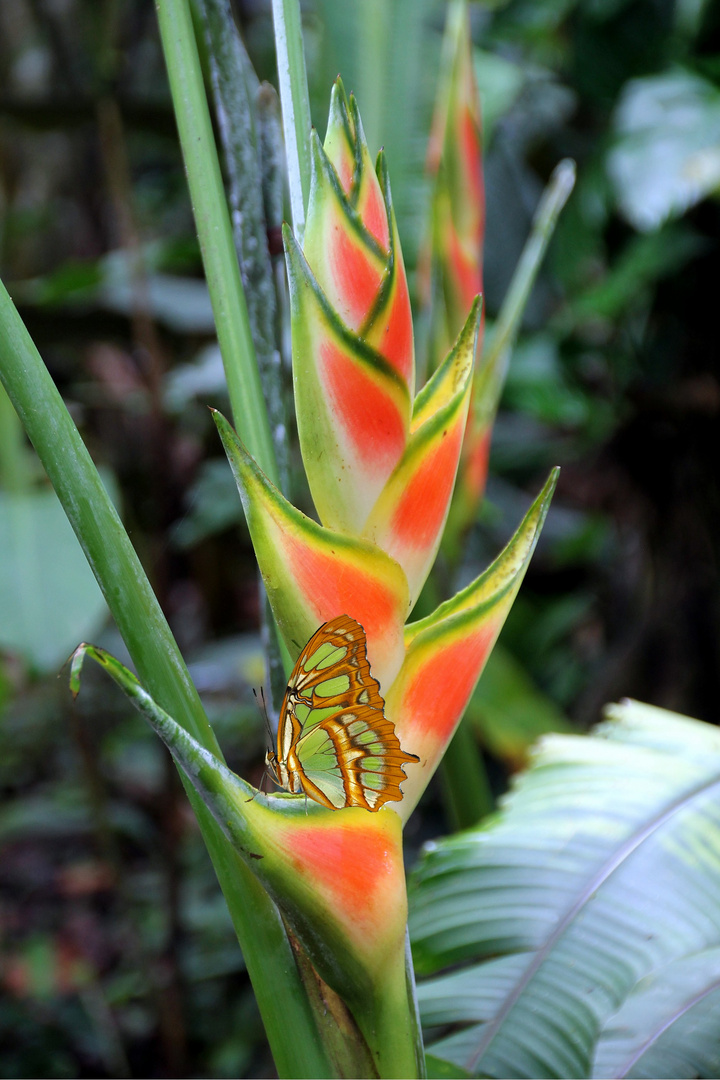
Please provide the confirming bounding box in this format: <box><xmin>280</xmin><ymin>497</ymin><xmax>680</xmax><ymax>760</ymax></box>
<box><xmin>265</xmin><ymin>614</ymin><xmax>419</xmax><ymax>811</ymax></box>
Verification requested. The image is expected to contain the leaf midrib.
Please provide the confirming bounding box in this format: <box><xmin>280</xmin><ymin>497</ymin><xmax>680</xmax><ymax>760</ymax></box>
<box><xmin>466</xmin><ymin>767</ymin><xmax>720</xmax><ymax>1075</ymax></box>
<box><xmin>610</xmin><ymin>974</ymin><xmax>720</xmax><ymax>1079</ymax></box>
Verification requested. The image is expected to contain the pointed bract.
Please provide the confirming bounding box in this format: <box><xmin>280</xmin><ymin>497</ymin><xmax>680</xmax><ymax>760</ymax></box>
<box><xmin>288</xmin><ymin>79</ymin><xmax>416</xmax><ymax>535</ymax></box>
<box><xmin>363</xmin><ymin>300</ymin><xmax>480</xmax><ymax>605</ymax></box>
<box><xmin>303</xmin><ymin>130</ymin><xmax>387</xmax><ymax>335</ymax></box>
<box><xmin>285</xmin><ymin>230</ymin><xmax>411</xmax><ymax>534</ymax></box>
<box><xmin>422</xmin><ymin>1</ymin><xmax>485</xmax><ymax>373</ymax></box>
<box><xmin>69</xmin><ymin>644</ymin><xmax>411</xmax><ymax>1044</ymax></box>
<box><xmin>385</xmin><ymin>470</ymin><xmax>559</xmax><ymax>819</ymax></box>
<box><xmin>213</xmin><ymin>410</ymin><xmax>409</xmax><ymax>691</ymax></box>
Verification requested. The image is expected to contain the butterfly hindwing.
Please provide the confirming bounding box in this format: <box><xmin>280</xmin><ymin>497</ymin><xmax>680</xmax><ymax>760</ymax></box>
<box><xmin>272</xmin><ymin>614</ymin><xmax>418</xmax><ymax>811</ymax></box>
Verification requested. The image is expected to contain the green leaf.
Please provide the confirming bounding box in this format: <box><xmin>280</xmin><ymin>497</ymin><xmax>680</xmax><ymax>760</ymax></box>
<box><xmin>409</xmin><ymin>699</ymin><xmax>720</xmax><ymax>1078</ymax></box>
<box><xmin>472</xmin><ymin>48</ymin><xmax>525</xmax><ymax>142</ymax></box>
<box><xmin>466</xmin><ymin>643</ymin><xmax>574</xmax><ymax>768</ymax></box>
<box><xmin>608</xmin><ymin>70</ymin><xmax>720</xmax><ymax>232</ymax></box>
<box><xmin>426</xmin><ymin>1051</ymin><xmax>471</xmax><ymax>1079</ymax></box>
<box><xmin>199</xmin><ymin>0</ymin><xmax>289</xmax><ymax>490</ymax></box>
<box><xmin>593</xmin><ymin>948</ymin><xmax>720</xmax><ymax>1079</ymax></box>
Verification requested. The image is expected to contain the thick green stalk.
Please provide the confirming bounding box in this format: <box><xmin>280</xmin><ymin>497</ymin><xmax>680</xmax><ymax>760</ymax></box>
<box><xmin>154</xmin><ymin>0</ymin><xmax>277</xmax><ymax>485</ymax></box>
<box><xmin>271</xmin><ymin>0</ymin><xmax>312</xmax><ymax>241</ymax></box>
<box><xmin>0</xmin><ymin>279</ymin><xmax>332</xmax><ymax>1078</ymax></box>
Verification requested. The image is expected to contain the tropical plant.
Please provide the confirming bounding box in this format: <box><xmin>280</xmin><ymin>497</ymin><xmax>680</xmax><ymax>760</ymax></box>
<box><xmin>0</xmin><ymin>0</ymin><xmax>557</xmax><ymax>1073</ymax></box>
<box><xmin>62</xmin><ymin>25</ymin><xmax>558</xmax><ymax>1076</ymax></box>
<box><xmin>4</xmin><ymin>1</ymin><xmax>716</xmax><ymax>1077</ymax></box>
<box><xmin>411</xmin><ymin>698</ymin><xmax>720</xmax><ymax>1080</ymax></box>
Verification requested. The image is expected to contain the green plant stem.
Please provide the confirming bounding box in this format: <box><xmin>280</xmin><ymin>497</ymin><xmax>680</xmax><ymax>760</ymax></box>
<box><xmin>154</xmin><ymin>0</ymin><xmax>278</xmax><ymax>485</ymax></box>
<box><xmin>0</xmin><ymin>279</ymin><xmax>332</xmax><ymax>1079</ymax></box>
<box><xmin>271</xmin><ymin>0</ymin><xmax>312</xmax><ymax>241</ymax></box>
<box><xmin>439</xmin><ymin>718</ymin><xmax>493</xmax><ymax>831</ymax></box>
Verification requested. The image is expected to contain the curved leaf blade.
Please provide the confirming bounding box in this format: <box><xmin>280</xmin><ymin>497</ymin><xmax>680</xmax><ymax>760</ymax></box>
<box><xmin>410</xmin><ymin>700</ymin><xmax>720</xmax><ymax>1079</ymax></box>
<box><xmin>593</xmin><ymin>948</ymin><xmax>720</xmax><ymax>1079</ymax></box>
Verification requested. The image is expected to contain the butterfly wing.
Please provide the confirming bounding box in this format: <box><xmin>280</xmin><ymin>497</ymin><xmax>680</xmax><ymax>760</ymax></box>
<box><xmin>278</xmin><ymin>615</ymin><xmax>418</xmax><ymax>811</ymax></box>
<box><xmin>297</xmin><ymin>706</ymin><xmax>419</xmax><ymax>811</ymax></box>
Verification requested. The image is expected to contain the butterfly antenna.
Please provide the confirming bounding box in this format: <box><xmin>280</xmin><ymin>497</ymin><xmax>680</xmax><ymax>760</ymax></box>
<box><xmin>253</xmin><ymin>686</ymin><xmax>275</xmax><ymax>747</ymax></box>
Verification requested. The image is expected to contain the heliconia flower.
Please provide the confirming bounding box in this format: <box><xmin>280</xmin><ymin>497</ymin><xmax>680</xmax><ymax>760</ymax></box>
<box><xmin>207</xmin><ymin>76</ymin><xmax>559</xmax><ymax>823</ymax></box>
<box><xmin>68</xmin><ymin>645</ymin><xmax>415</xmax><ymax>1068</ymax></box>
<box><xmin>286</xmin><ymin>77</ymin><xmax>480</xmax><ymax>607</ymax></box>
<box><xmin>66</xmin><ymin>50</ymin><xmax>565</xmax><ymax>1078</ymax></box>
<box><xmin>385</xmin><ymin>469</ymin><xmax>557</xmax><ymax>820</ymax></box>
<box><xmin>214</xmin><ymin>392</ymin><xmax>556</xmax><ymax>818</ymax></box>
<box><xmin>420</xmin><ymin>0</ymin><xmax>495</xmax><ymax>547</ymax></box>
<box><xmin>422</xmin><ymin>0</ymin><xmax>485</xmax><ymax>376</ymax></box>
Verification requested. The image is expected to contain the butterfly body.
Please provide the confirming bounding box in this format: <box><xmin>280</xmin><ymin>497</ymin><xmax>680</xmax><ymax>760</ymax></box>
<box><xmin>266</xmin><ymin>615</ymin><xmax>418</xmax><ymax>811</ymax></box>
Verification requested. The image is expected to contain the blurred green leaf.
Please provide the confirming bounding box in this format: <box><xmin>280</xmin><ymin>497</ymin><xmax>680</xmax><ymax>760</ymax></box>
<box><xmin>0</xmin><ymin>483</ymin><xmax>115</xmax><ymax>672</ymax></box>
<box><xmin>473</xmin><ymin>48</ymin><xmax>525</xmax><ymax>142</ymax></box>
<box><xmin>170</xmin><ymin>458</ymin><xmax>245</xmax><ymax>549</ymax></box>
<box><xmin>426</xmin><ymin>1052</ymin><xmax>471</xmax><ymax>1079</ymax></box>
<box><xmin>609</xmin><ymin>70</ymin><xmax>720</xmax><ymax>232</ymax></box>
<box><xmin>466</xmin><ymin>643</ymin><xmax>574</xmax><ymax>767</ymax></box>
<box><xmin>568</xmin><ymin>222</ymin><xmax>705</xmax><ymax>325</ymax></box>
<box><xmin>12</xmin><ymin>248</ymin><xmax>216</xmax><ymax>334</ymax></box>
<box><xmin>593</xmin><ymin>948</ymin><xmax>720</xmax><ymax>1078</ymax></box>
<box><xmin>410</xmin><ymin>700</ymin><xmax>720</xmax><ymax>1077</ymax></box>
<box><xmin>502</xmin><ymin>332</ymin><xmax>591</xmax><ymax>427</ymax></box>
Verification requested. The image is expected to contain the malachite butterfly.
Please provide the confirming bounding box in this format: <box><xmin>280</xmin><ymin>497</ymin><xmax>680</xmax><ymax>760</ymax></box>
<box><xmin>265</xmin><ymin>614</ymin><xmax>419</xmax><ymax>811</ymax></box>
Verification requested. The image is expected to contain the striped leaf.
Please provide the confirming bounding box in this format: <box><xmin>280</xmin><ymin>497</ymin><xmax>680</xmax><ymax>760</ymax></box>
<box><xmin>410</xmin><ymin>700</ymin><xmax>720</xmax><ymax>1078</ymax></box>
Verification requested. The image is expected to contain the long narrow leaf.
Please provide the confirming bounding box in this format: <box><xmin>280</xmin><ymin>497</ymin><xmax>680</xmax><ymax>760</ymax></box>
<box><xmin>0</xmin><ymin>278</ymin><xmax>332</xmax><ymax>1078</ymax></box>
<box><xmin>271</xmin><ymin>0</ymin><xmax>312</xmax><ymax>240</ymax></box>
<box><xmin>155</xmin><ymin>0</ymin><xmax>278</xmax><ymax>484</ymax></box>
<box><xmin>200</xmin><ymin>0</ymin><xmax>289</xmax><ymax>489</ymax></box>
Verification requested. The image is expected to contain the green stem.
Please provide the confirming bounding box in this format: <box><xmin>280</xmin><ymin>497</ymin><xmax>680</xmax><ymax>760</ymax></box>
<box><xmin>0</xmin><ymin>279</ymin><xmax>332</xmax><ymax>1079</ymax></box>
<box><xmin>271</xmin><ymin>0</ymin><xmax>312</xmax><ymax>241</ymax></box>
<box><xmin>154</xmin><ymin>0</ymin><xmax>278</xmax><ymax>485</ymax></box>
<box><xmin>439</xmin><ymin>717</ymin><xmax>493</xmax><ymax>831</ymax></box>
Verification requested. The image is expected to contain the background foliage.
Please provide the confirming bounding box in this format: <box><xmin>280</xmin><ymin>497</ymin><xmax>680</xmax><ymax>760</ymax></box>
<box><xmin>1</xmin><ymin>0</ymin><xmax>718</xmax><ymax>1075</ymax></box>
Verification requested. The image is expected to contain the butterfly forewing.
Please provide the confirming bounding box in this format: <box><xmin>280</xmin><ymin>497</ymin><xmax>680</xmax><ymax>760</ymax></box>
<box><xmin>275</xmin><ymin>614</ymin><xmax>418</xmax><ymax>811</ymax></box>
